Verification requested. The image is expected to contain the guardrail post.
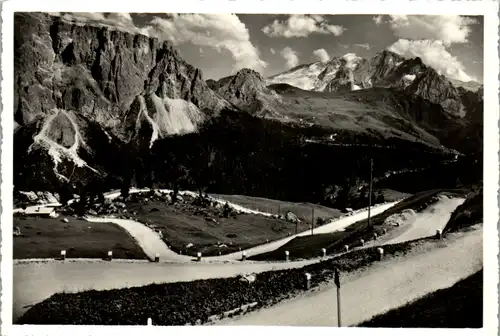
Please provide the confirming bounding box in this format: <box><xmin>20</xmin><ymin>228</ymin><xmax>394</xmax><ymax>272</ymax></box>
<box><xmin>60</xmin><ymin>250</ymin><xmax>66</xmax><ymax>260</ymax></box>
<box><xmin>197</xmin><ymin>252</ymin><xmax>202</xmax><ymax>262</ymax></box>
<box><xmin>377</xmin><ymin>247</ymin><xmax>384</xmax><ymax>261</ymax></box>
<box><xmin>154</xmin><ymin>253</ymin><xmax>160</xmax><ymax>263</ymax></box>
<box><xmin>107</xmin><ymin>251</ymin><xmax>113</xmax><ymax>261</ymax></box>
<box><xmin>285</xmin><ymin>250</ymin><xmax>290</xmax><ymax>262</ymax></box>
<box><xmin>305</xmin><ymin>273</ymin><xmax>311</xmax><ymax>289</ymax></box>
<box><xmin>436</xmin><ymin>229</ymin><xmax>442</xmax><ymax>239</ymax></box>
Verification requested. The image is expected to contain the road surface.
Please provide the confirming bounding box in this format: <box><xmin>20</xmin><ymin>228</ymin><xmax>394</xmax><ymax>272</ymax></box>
<box><xmin>13</xmin><ymin>258</ymin><xmax>321</xmax><ymax>322</ymax></box>
<box><xmin>86</xmin><ymin>201</ymin><xmax>398</xmax><ymax>262</ymax></box>
<box><xmin>381</xmin><ymin>195</ymin><xmax>464</xmax><ymax>246</ymax></box>
<box><xmin>216</xmin><ymin>225</ymin><xmax>483</xmax><ymax>326</ymax></box>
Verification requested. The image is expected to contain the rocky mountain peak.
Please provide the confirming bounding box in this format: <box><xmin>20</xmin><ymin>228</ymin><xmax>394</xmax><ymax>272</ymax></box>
<box><xmin>406</xmin><ymin>68</ymin><xmax>465</xmax><ymax>117</ymax></box>
<box><xmin>211</xmin><ymin>68</ymin><xmax>273</xmax><ymax>114</ymax></box>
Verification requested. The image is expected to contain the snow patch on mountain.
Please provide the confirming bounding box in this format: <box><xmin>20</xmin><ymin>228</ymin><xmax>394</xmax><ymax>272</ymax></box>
<box><xmin>27</xmin><ymin>109</ymin><xmax>97</xmax><ymax>181</ymax></box>
<box><xmin>267</xmin><ymin>62</ymin><xmax>328</xmax><ymax>90</ymax></box>
<box><xmin>402</xmin><ymin>74</ymin><xmax>417</xmax><ymax>87</ymax></box>
<box><xmin>342</xmin><ymin>53</ymin><xmax>362</xmax><ymax>70</ymax></box>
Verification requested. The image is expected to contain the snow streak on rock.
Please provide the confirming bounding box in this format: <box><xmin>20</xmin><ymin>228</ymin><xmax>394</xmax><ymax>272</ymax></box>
<box><xmin>28</xmin><ymin>109</ymin><xmax>97</xmax><ymax>181</ymax></box>
<box><xmin>267</xmin><ymin>62</ymin><xmax>328</xmax><ymax>90</ymax></box>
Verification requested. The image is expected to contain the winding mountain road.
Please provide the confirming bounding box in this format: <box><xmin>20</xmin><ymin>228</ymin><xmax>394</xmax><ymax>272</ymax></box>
<box><xmin>13</xmin><ymin>191</ymin><xmax>476</xmax><ymax>325</ymax></box>
<box><xmin>86</xmin><ymin>200</ymin><xmax>398</xmax><ymax>262</ymax></box>
<box><xmin>217</xmin><ymin>225</ymin><xmax>483</xmax><ymax>326</ymax></box>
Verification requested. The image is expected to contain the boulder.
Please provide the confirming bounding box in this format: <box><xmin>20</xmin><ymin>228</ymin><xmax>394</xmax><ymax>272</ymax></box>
<box><xmin>19</xmin><ymin>191</ymin><xmax>38</xmax><ymax>202</ymax></box>
<box><xmin>238</xmin><ymin>273</ymin><xmax>257</xmax><ymax>283</ymax></box>
<box><xmin>285</xmin><ymin>211</ymin><xmax>300</xmax><ymax>223</ymax></box>
<box><xmin>114</xmin><ymin>202</ymin><xmax>126</xmax><ymax>209</ymax></box>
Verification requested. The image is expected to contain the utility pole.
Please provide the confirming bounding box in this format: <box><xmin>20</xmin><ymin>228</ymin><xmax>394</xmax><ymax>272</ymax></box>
<box><xmin>334</xmin><ymin>268</ymin><xmax>342</xmax><ymax>327</ymax></box>
<box><xmin>368</xmin><ymin>158</ymin><xmax>373</xmax><ymax>229</ymax></box>
<box><xmin>311</xmin><ymin>208</ymin><xmax>315</xmax><ymax>235</ymax></box>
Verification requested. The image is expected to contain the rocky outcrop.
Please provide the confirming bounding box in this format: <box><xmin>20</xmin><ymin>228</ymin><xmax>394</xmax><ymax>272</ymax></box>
<box><xmin>405</xmin><ymin>68</ymin><xmax>465</xmax><ymax>117</ymax></box>
<box><xmin>14</xmin><ymin>12</ymin><xmax>229</xmax><ymax>187</ymax></box>
<box><xmin>211</xmin><ymin>68</ymin><xmax>282</xmax><ymax>117</ymax></box>
<box><xmin>324</xmin><ymin>67</ymin><xmax>353</xmax><ymax>92</ymax></box>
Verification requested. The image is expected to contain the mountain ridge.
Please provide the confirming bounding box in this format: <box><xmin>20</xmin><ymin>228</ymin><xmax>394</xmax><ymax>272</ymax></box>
<box><xmin>14</xmin><ymin>12</ymin><xmax>483</xmax><ymax>198</ymax></box>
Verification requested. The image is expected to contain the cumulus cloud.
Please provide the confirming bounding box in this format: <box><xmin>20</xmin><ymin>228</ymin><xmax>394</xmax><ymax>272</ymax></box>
<box><xmin>373</xmin><ymin>15</ymin><xmax>384</xmax><ymax>25</ymax></box>
<box><xmin>106</xmin><ymin>13</ymin><xmax>135</xmax><ymax>27</ymax></box>
<box><xmin>262</xmin><ymin>14</ymin><xmax>345</xmax><ymax>38</ymax></box>
<box><xmin>144</xmin><ymin>14</ymin><xmax>267</xmax><ymax>73</ymax></box>
<box><xmin>281</xmin><ymin>47</ymin><xmax>300</xmax><ymax>69</ymax></box>
<box><xmin>355</xmin><ymin>43</ymin><xmax>371</xmax><ymax>50</ymax></box>
<box><xmin>389</xmin><ymin>39</ymin><xmax>476</xmax><ymax>82</ymax></box>
<box><xmin>59</xmin><ymin>12</ymin><xmax>106</xmax><ymax>22</ymax></box>
<box><xmin>270</xmin><ymin>48</ymin><xmax>276</xmax><ymax>54</ymax></box>
<box><xmin>387</xmin><ymin>15</ymin><xmax>477</xmax><ymax>46</ymax></box>
<box><xmin>313</xmin><ymin>48</ymin><xmax>330</xmax><ymax>62</ymax></box>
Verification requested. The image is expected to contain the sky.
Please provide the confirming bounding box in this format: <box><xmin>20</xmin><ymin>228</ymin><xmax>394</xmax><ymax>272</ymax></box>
<box><xmin>53</xmin><ymin>13</ymin><xmax>484</xmax><ymax>83</ymax></box>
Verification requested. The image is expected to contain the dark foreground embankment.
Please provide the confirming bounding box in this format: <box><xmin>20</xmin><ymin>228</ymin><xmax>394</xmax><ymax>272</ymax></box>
<box><xmin>359</xmin><ymin>269</ymin><xmax>483</xmax><ymax>328</ymax></box>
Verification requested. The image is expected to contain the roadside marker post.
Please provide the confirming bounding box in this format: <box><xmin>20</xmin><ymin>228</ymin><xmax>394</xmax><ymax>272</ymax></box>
<box><xmin>107</xmin><ymin>251</ymin><xmax>113</xmax><ymax>261</ymax></box>
<box><xmin>377</xmin><ymin>247</ymin><xmax>384</xmax><ymax>261</ymax></box>
<box><xmin>147</xmin><ymin>318</ymin><xmax>152</xmax><ymax>326</ymax></box>
<box><xmin>334</xmin><ymin>268</ymin><xmax>342</xmax><ymax>327</ymax></box>
<box><xmin>382</xmin><ymin>228</ymin><xmax>387</xmax><ymax>234</ymax></box>
<box><xmin>360</xmin><ymin>239</ymin><xmax>365</xmax><ymax>246</ymax></box>
<box><xmin>242</xmin><ymin>251</ymin><xmax>247</xmax><ymax>261</ymax></box>
<box><xmin>305</xmin><ymin>273</ymin><xmax>311</xmax><ymax>290</ymax></box>
<box><xmin>197</xmin><ymin>252</ymin><xmax>202</xmax><ymax>262</ymax></box>
<box><xmin>373</xmin><ymin>232</ymin><xmax>378</xmax><ymax>240</ymax></box>
<box><xmin>436</xmin><ymin>229</ymin><xmax>442</xmax><ymax>239</ymax></box>
<box><xmin>322</xmin><ymin>248</ymin><xmax>326</xmax><ymax>258</ymax></box>
<box><xmin>285</xmin><ymin>250</ymin><xmax>290</xmax><ymax>262</ymax></box>
<box><xmin>60</xmin><ymin>250</ymin><xmax>66</xmax><ymax>260</ymax></box>
<box><xmin>154</xmin><ymin>253</ymin><xmax>160</xmax><ymax>263</ymax></box>
<box><xmin>344</xmin><ymin>245</ymin><xmax>349</xmax><ymax>252</ymax></box>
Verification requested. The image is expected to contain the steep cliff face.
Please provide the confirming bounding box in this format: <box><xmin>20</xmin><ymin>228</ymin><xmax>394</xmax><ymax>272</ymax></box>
<box><xmin>14</xmin><ymin>12</ymin><xmax>229</xmax><ymax>187</ymax></box>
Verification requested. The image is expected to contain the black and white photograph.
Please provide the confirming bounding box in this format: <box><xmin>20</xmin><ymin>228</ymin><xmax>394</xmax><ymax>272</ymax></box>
<box><xmin>2</xmin><ymin>0</ymin><xmax>499</xmax><ymax>334</ymax></box>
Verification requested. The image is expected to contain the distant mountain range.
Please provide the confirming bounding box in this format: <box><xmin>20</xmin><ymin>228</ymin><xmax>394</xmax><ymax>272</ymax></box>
<box><xmin>14</xmin><ymin>12</ymin><xmax>483</xmax><ymax>198</ymax></box>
